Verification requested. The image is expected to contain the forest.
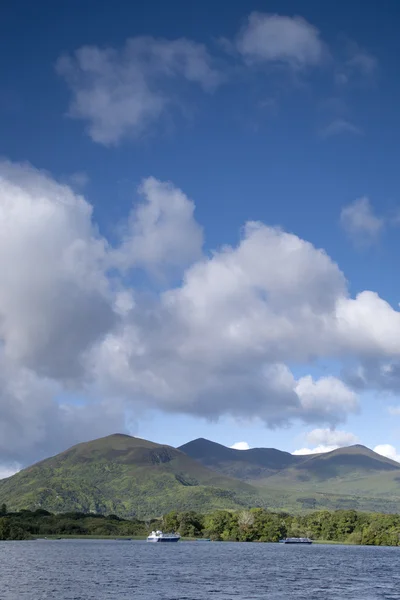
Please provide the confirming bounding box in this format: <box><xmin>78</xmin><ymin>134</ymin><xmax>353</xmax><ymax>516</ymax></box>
<box><xmin>1</xmin><ymin>505</ymin><xmax>400</xmax><ymax>546</ymax></box>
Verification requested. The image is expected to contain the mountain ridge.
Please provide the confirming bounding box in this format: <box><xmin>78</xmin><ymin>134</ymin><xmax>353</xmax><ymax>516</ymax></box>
<box><xmin>0</xmin><ymin>434</ymin><xmax>265</xmax><ymax>518</ymax></box>
<box><xmin>1</xmin><ymin>434</ymin><xmax>400</xmax><ymax>518</ymax></box>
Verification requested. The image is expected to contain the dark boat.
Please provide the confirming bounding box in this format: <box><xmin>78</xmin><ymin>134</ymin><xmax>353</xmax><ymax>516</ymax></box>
<box><xmin>279</xmin><ymin>537</ymin><xmax>312</xmax><ymax>544</ymax></box>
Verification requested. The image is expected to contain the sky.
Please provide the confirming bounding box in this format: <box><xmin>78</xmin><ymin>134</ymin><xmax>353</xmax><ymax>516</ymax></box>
<box><xmin>1</xmin><ymin>0</ymin><xmax>400</xmax><ymax>476</ymax></box>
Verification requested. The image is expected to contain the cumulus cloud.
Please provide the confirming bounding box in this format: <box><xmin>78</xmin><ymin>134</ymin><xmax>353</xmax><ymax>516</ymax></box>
<box><xmin>0</xmin><ymin>161</ymin><xmax>115</xmax><ymax>379</ymax></box>
<box><xmin>293</xmin><ymin>428</ymin><xmax>358</xmax><ymax>455</ymax></box>
<box><xmin>113</xmin><ymin>176</ymin><xmax>203</xmax><ymax>275</ymax></box>
<box><xmin>3</xmin><ymin>161</ymin><xmax>400</xmax><ymax>466</ymax></box>
<box><xmin>374</xmin><ymin>444</ymin><xmax>400</xmax><ymax>463</ymax></box>
<box><xmin>236</xmin><ymin>12</ymin><xmax>325</xmax><ymax>68</ymax></box>
<box><xmin>340</xmin><ymin>197</ymin><xmax>384</xmax><ymax>245</ymax></box>
<box><xmin>230</xmin><ymin>442</ymin><xmax>250</xmax><ymax>450</ymax></box>
<box><xmin>57</xmin><ymin>37</ymin><xmax>221</xmax><ymax>145</ymax></box>
<box><xmin>306</xmin><ymin>428</ymin><xmax>359</xmax><ymax>447</ymax></box>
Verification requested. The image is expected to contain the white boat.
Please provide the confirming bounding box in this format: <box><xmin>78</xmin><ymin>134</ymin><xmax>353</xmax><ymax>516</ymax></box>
<box><xmin>147</xmin><ymin>530</ymin><xmax>180</xmax><ymax>543</ymax></box>
<box><xmin>279</xmin><ymin>537</ymin><xmax>312</xmax><ymax>544</ymax></box>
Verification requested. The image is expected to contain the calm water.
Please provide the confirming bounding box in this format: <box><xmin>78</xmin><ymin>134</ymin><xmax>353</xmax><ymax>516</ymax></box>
<box><xmin>1</xmin><ymin>540</ymin><xmax>400</xmax><ymax>599</ymax></box>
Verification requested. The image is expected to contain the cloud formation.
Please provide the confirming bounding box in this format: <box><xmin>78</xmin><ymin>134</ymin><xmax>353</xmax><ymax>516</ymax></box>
<box><xmin>320</xmin><ymin>119</ymin><xmax>362</xmax><ymax>138</ymax></box>
<box><xmin>236</xmin><ymin>12</ymin><xmax>325</xmax><ymax>68</ymax></box>
<box><xmin>374</xmin><ymin>444</ymin><xmax>400</xmax><ymax>463</ymax></box>
<box><xmin>336</xmin><ymin>40</ymin><xmax>378</xmax><ymax>85</ymax></box>
<box><xmin>56</xmin><ymin>15</ymin><xmax>378</xmax><ymax>145</ymax></box>
<box><xmin>57</xmin><ymin>37</ymin><xmax>221</xmax><ymax>145</ymax></box>
<box><xmin>293</xmin><ymin>428</ymin><xmax>359</xmax><ymax>455</ymax></box>
<box><xmin>340</xmin><ymin>197</ymin><xmax>384</xmax><ymax>245</ymax></box>
<box><xmin>113</xmin><ymin>176</ymin><xmax>203</xmax><ymax>275</ymax></box>
<box><xmin>2</xmin><ymin>162</ymin><xmax>400</xmax><ymax>466</ymax></box>
<box><xmin>230</xmin><ymin>442</ymin><xmax>250</xmax><ymax>450</ymax></box>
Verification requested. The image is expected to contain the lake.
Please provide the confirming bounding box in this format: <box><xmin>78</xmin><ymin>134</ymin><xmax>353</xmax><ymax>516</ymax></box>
<box><xmin>1</xmin><ymin>540</ymin><xmax>400</xmax><ymax>599</ymax></box>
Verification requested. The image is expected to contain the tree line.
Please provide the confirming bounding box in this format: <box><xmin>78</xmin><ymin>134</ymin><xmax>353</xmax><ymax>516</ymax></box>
<box><xmin>1</xmin><ymin>505</ymin><xmax>400</xmax><ymax>545</ymax></box>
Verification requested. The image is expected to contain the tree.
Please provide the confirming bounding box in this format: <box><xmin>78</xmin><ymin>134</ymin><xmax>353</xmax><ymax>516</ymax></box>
<box><xmin>0</xmin><ymin>504</ymin><xmax>7</xmax><ymax>516</ymax></box>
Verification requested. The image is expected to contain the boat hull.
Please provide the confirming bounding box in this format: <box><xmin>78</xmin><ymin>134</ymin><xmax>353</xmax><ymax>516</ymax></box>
<box><xmin>279</xmin><ymin>538</ymin><xmax>312</xmax><ymax>544</ymax></box>
<box><xmin>147</xmin><ymin>537</ymin><xmax>180</xmax><ymax>542</ymax></box>
<box><xmin>282</xmin><ymin>540</ymin><xmax>312</xmax><ymax>544</ymax></box>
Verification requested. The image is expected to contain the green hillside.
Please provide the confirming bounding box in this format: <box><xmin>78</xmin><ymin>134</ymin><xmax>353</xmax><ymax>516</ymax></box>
<box><xmin>179</xmin><ymin>439</ymin><xmax>400</xmax><ymax>492</ymax></box>
<box><xmin>2</xmin><ymin>435</ymin><xmax>400</xmax><ymax>518</ymax></box>
<box><xmin>253</xmin><ymin>445</ymin><xmax>400</xmax><ymax>488</ymax></box>
<box><xmin>0</xmin><ymin>434</ymin><xmax>265</xmax><ymax>518</ymax></box>
<box><xmin>178</xmin><ymin>439</ymin><xmax>400</xmax><ymax>513</ymax></box>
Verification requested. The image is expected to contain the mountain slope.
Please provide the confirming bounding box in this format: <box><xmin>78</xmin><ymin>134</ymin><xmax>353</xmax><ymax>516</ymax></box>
<box><xmin>3</xmin><ymin>435</ymin><xmax>400</xmax><ymax>518</ymax></box>
<box><xmin>179</xmin><ymin>439</ymin><xmax>400</xmax><ymax>490</ymax></box>
<box><xmin>255</xmin><ymin>445</ymin><xmax>400</xmax><ymax>487</ymax></box>
<box><xmin>0</xmin><ymin>434</ymin><xmax>265</xmax><ymax>518</ymax></box>
<box><xmin>252</xmin><ymin>445</ymin><xmax>400</xmax><ymax>503</ymax></box>
<box><xmin>178</xmin><ymin>438</ymin><xmax>302</xmax><ymax>480</ymax></box>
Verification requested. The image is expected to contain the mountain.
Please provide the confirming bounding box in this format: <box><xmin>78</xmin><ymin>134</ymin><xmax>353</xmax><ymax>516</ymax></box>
<box><xmin>179</xmin><ymin>439</ymin><xmax>400</xmax><ymax>484</ymax></box>
<box><xmin>2</xmin><ymin>435</ymin><xmax>400</xmax><ymax>518</ymax></box>
<box><xmin>0</xmin><ymin>434</ymin><xmax>265</xmax><ymax>518</ymax></box>
<box><xmin>178</xmin><ymin>439</ymin><xmax>400</xmax><ymax>513</ymax></box>
<box><xmin>258</xmin><ymin>445</ymin><xmax>400</xmax><ymax>493</ymax></box>
<box><xmin>178</xmin><ymin>438</ymin><xmax>303</xmax><ymax>481</ymax></box>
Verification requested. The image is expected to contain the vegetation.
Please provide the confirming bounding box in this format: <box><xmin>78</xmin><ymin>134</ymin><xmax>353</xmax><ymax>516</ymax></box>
<box><xmin>0</xmin><ymin>434</ymin><xmax>265</xmax><ymax>518</ymax></box>
<box><xmin>0</xmin><ymin>507</ymin><xmax>147</xmax><ymax>540</ymax></box>
<box><xmin>1</xmin><ymin>506</ymin><xmax>400</xmax><ymax>546</ymax></box>
<box><xmin>2</xmin><ymin>434</ymin><xmax>400</xmax><ymax>518</ymax></box>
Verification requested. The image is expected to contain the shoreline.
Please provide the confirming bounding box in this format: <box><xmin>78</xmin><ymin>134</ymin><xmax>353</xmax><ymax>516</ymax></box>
<box><xmin>33</xmin><ymin>535</ymin><xmax>356</xmax><ymax>545</ymax></box>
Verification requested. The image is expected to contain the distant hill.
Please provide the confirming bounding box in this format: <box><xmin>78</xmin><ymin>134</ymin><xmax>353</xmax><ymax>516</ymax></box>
<box><xmin>2</xmin><ymin>434</ymin><xmax>400</xmax><ymax>518</ymax></box>
<box><xmin>0</xmin><ymin>434</ymin><xmax>265</xmax><ymax>518</ymax></box>
<box><xmin>179</xmin><ymin>439</ymin><xmax>400</xmax><ymax>485</ymax></box>
<box><xmin>178</xmin><ymin>438</ymin><xmax>303</xmax><ymax>480</ymax></box>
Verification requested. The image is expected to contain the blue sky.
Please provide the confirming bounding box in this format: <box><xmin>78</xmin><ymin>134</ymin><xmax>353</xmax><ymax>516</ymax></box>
<box><xmin>1</xmin><ymin>0</ymin><xmax>400</xmax><ymax>470</ymax></box>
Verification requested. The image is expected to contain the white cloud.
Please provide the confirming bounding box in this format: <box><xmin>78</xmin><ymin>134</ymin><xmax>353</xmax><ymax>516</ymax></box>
<box><xmin>295</xmin><ymin>377</ymin><xmax>359</xmax><ymax>423</ymax></box>
<box><xmin>293</xmin><ymin>428</ymin><xmax>358</xmax><ymax>455</ymax></box>
<box><xmin>0</xmin><ymin>464</ymin><xmax>20</xmax><ymax>480</ymax></box>
<box><xmin>230</xmin><ymin>442</ymin><xmax>250</xmax><ymax>450</ymax></box>
<box><xmin>320</xmin><ymin>119</ymin><xmax>362</xmax><ymax>138</ymax></box>
<box><xmin>388</xmin><ymin>406</ymin><xmax>400</xmax><ymax>416</ymax></box>
<box><xmin>340</xmin><ymin>197</ymin><xmax>384</xmax><ymax>245</ymax></box>
<box><xmin>306</xmin><ymin>428</ymin><xmax>359</xmax><ymax>447</ymax></box>
<box><xmin>236</xmin><ymin>12</ymin><xmax>325</xmax><ymax>68</ymax></box>
<box><xmin>57</xmin><ymin>37</ymin><xmax>221</xmax><ymax>145</ymax></box>
<box><xmin>113</xmin><ymin>176</ymin><xmax>203</xmax><ymax>275</ymax></box>
<box><xmin>3</xmin><ymin>161</ymin><xmax>400</xmax><ymax>466</ymax></box>
<box><xmin>293</xmin><ymin>445</ymin><xmax>337</xmax><ymax>455</ymax></box>
<box><xmin>374</xmin><ymin>444</ymin><xmax>400</xmax><ymax>463</ymax></box>
<box><xmin>0</xmin><ymin>161</ymin><xmax>114</xmax><ymax>378</ymax></box>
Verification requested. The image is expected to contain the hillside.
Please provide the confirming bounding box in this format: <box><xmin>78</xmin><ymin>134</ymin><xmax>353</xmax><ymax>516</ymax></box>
<box><xmin>0</xmin><ymin>434</ymin><xmax>265</xmax><ymax>518</ymax></box>
<box><xmin>2</xmin><ymin>435</ymin><xmax>400</xmax><ymax>518</ymax></box>
<box><xmin>179</xmin><ymin>438</ymin><xmax>302</xmax><ymax>480</ymax></box>
<box><xmin>254</xmin><ymin>445</ymin><xmax>400</xmax><ymax>487</ymax></box>
<box><xmin>179</xmin><ymin>439</ymin><xmax>400</xmax><ymax>485</ymax></box>
<box><xmin>178</xmin><ymin>439</ymin><xmax>400</xmax><ymax>513</ymax></box>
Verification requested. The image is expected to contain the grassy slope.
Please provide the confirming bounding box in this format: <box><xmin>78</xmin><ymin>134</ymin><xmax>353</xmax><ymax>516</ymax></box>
<box><xmin>3</xmin><ymin>436</ymin><xmax>400</xmax><ymax>518</ymax></box>
<box><xmin>249</xmin><ymin>445</ymin><xmax>400</xmax><ymax>513</ymax></box>
<box><xmin>0</xmin><ymin>434</ymin><xmax>265</xmax><ymax>518</ymax></box>
<box><xmin>179</xmin><ymin>440</ymin><xmax>400</xmax><ymax>514</ymax></box>
<box><xmin>253</xmin><ymin>446</ymin><xmax>400</xmax><ymax>487</ymax></box>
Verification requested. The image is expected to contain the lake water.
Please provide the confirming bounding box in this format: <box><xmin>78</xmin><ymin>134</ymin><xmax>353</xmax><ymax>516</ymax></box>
<box><xmin>1</xmin><ymin>539</ymin><xmax>400</xmax><ymax>599</ymax></box>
